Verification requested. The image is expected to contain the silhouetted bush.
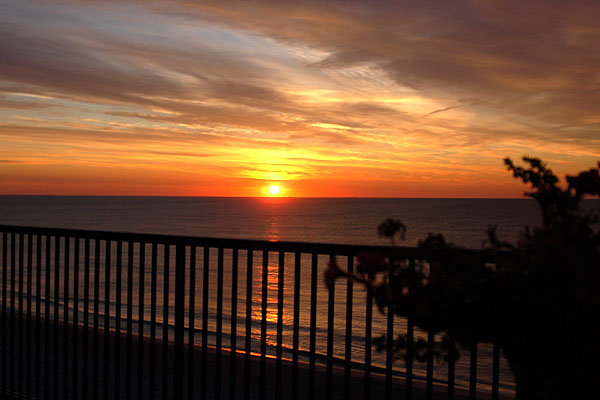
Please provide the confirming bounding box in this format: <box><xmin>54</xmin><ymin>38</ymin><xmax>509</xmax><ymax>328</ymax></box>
<box><xmin>326</xmin><ymin>157</ymin><xmax>600</xmax><ymax>399</ymax></box>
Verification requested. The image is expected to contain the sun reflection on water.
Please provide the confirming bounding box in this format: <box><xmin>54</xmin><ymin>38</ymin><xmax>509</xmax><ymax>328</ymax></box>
<box><xmin>251</xmin><ymin>255</ymin><xmax>293</xmax><ymax>344</ymax></box>
<box><xmin>266</xmin><ymin>215</ymin><xmax>280</xmax><ymax>241</ymax></box>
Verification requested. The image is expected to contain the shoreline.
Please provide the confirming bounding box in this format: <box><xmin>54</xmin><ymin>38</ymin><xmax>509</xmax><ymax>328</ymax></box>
<box><xmin>3</xmin><ymin>297</ymin><xmax>516</xmax><ymax>393</ymax></box>
<box><xmin>0</xmin><ymin>311</ymin><xmax>514</xmax><ymax>399</ymax></box>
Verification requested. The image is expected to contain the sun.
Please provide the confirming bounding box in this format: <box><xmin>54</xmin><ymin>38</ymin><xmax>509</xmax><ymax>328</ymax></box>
<box><xmin>269</xmin><ymin>185</ymin><xmax>281</xmax><ymax>195</ymax></box>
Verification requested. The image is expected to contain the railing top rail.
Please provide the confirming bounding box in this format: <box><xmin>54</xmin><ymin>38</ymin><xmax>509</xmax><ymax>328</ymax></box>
<box><xmin>0</xmin><ymin>224</ymin><xmax>494</xmax><ymax>258</ymax></box>
<box><xmin>0</xmin><ymin>224</ymin><xmax>398</xmax><ymax>255</ymax></box>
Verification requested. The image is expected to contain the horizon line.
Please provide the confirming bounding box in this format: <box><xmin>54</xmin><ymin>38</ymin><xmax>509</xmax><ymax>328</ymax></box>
<box><xmin>0</xmin><ymin>194</ymin><xmax>532</xmax><ymax>200</ymax></box>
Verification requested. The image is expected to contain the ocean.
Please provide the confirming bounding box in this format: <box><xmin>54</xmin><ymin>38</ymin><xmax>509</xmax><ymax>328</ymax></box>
<box><xmin>0</xmin><ymin>196</ymin><xmax>542</xmax><ymax>247</ymax></box>
<box><xmin>2</xmin><ymin>196</ymin><xmax>594</xmax><ymax>396</ymax></box>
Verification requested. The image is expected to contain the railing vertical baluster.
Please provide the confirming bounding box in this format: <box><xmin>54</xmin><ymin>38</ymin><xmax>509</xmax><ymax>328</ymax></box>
<box><xmin>275</xmin><ymin>251</ymin><xmax>285</xmax><ymax>400</ymax></box>
<box><xmin>259</xmin><ymin>250</ymin><xmax>268</xmax><ymax>400</ymax></box>
<box><xmin>162</xmin><ymin>244</ymin><xmax>170</xmax><ymax>400</ymax></box>
<box><xmin>18</xmin><ymin>233</ymin><xmax>24</xmax><ymax>395</ymax></box>
<box><xmin>83</xmin><ymin>237</ymin><xmax>90</xmax><ymax>400</ymax></box>
<box><xmin>138</xmin><ymin>242</ymin><xmax>146</xmax><ymax>400</ymax></box>
<box><xmin>426</xmin><ymin>254</ymin><xmax>434</xmax><ymax>400</ymax></box>
<box><xmin>386</xmin><ymin>309</ymin><xmax>394</xmax><ymax>400</ymax></box>
<box><xmin>229</xmin><ymin>248</ymin><xmax>239</xmax><ymax>400</ymax></box>
<box><xmin>20</xmin><ymin>234</ymin><xmax>28</xmax><ymax>395</ymax></box>
<box><xmin>11</xmin><ymin>233</ymin><xmax>18</xmax><ymax>393</ymax></box>
<box><xmin>126</xmin><ymin>241</ymin><xmax>134</xmax><ymax>400</ymax></box>
<box><xmin>104</xmin><ymin>240</ymin><xmax>111</xmax><ymax>400</ymax></box>
<box><xmin>54</xmin><ymin>235</ymin><xmax>60</xmax><ymax>400</ymax></box>
<box><xmin>492</xmin><ymin>343</ymin><xmax>500</xmax><ymax>400</ymax></box>
<box><xmin>174</xmin><ymin>243</ymin><xmax>185</xmax><ymax>400</ymax></box>
<box><xmin>115</xmin><ymin>240</ymin><xmax>122</xmax><ymax>400</ymax></box>
<box><xmin>92</xmin><ymin>239</ymin><xmax>100</xmax><ymax>400</ymax></box>
<box><xmin>244</xmin><ymin>249</ymin><xmax>253</xmax><ymax>400</ymax></box>
<box><xmin>14</xmin><ymin>233</ymin><xmax>20</xmax><ymax>395</ymax></box>
<box><xmin>216</xmin><ymin>247</ymin><xmax>224</xmax><ymax>400</ymax></box>
<box><xmin>73</xmin><ymin>237</ymin><xmax>80</xmax><ymax>400</ymax></box>
<box><xmin>150</xmin><ymin>242</ymin><xmax>158</xmax><ymax>400</ymax></box>
<box><xmin>9</xmin><ymin>232</ymin><xmax>15</xmax><ymax>393</ymax></box>
<box><xmin>469</xmin><ymin>341</ymin><xmax>478</xmax><ymax>400</ymax></box>
<box><xmin>9</xmin><ymin>234</ymin><xmax>14</xmax><ymax>393</ymax></box>
<box><xmin>26</xmin><ymin>234</ymin><xmax>33</xmax><ymax>397</ymax></box>
<box><xmin>426</xmin><ymin>330</ymin><xmax>434</xmax><ymax>400</ymax></box>
<box><xmin>344</xmin><ymin>255</ymin><xmax>354</xmax><ymax>400</ymax></box>
<box><xmin>405</xmin><ymin>258</ymin><xmax>415</xmax><ymax>400</ymax></box>
<box><xmin>35</xmin><ymin>234</ymin><xmax>42</xmax><ymax>400</ymax></box>
<box><xmin>63</xmin><ymin>237</ymin><xmax>70</xmax><ymax>400</ymax></box>
<box><xmin>45</xmin><ymin>235</ymin><xmax>51</xmax><ymax>400</ymax></box>
<box><xmin>8</xmin><ymin>231</ymin><xmax>14</xmax><ymax>392</ymax></box>
<box><xmin>188</xmin><ymin>246</ymin><xmax>196</xmax><ymax>400</ymax></box>
<box><xmin>326</xmin><ymin>254</ymin><xmax>335</xmax><ymax>400</ymax></box>
<box><xmin>1</xmin><ymin>231</ymin><xmax>6</xmax><ymax>392</ymax></box>
<box><xmin>291</xmin><ymin>252</ymin><xmax>301</xmax><ymax>400</ymax></box>
<box><xmin>308</xmin><ymin>253</ymin><xmax>317</xmax><ymax>400</ymax></box>
<box><xmin>201</xmin><ymin>247</ymin><xmax>209</xmax><ymax>400</ymax></box>
<box><xmin>448</xmin><ymin>336</ymin><xmax>456</xmax><ymax>400</ymax></box>
<box><xmin>364</xmin><ymin>286</ymin><xmax>372</xmax><ymax>400</ymax></box>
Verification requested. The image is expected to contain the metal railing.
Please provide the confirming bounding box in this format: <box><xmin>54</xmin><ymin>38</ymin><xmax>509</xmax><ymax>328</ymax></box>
<box><xmin>0</xmin><ymin>225</ymin><xmax>511</xmax><ymax>399</ymax></box>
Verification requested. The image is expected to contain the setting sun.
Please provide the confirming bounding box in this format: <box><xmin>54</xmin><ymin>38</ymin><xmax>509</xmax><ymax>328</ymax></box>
<box><xmin>269</xmin><ymin>185</ymin><xmax>281</xmax><ymax>195</ymax></box>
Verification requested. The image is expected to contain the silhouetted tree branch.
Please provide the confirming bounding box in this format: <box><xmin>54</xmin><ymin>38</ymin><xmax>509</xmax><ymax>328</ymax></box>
<box><xmin>326</xmin><ymin>157</ymin><xmax>600</xmax><ymax>399</ymax></box>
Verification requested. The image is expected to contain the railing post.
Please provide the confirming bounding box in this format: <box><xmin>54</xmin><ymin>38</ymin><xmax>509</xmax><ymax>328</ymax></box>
<box><xmin>244</xmin><ymin>249</ymin><xmax>253</xmax><ymax>400</ymax></box>
<box><xmin>405</xmin><ymin>258</ymin><xmax>415</xmax><ymax>400</ymax></box>
<box><xmin>469</xmin><ymin>339</ymin><xmax>478</xmax><ymax>400</ymax></box>
<box><xmin>386</xmin><ymin>305</ymin><xmax>394</xmax><ymax>400</ymax></box>
<box><xmin>259</xmin><ymin>250</ymin><xmax>268</xmax><ymax>400</ymax></box>
<box><xmin>492</xmin><ymin>343</ymin><xmax>500</xmax><ymax>400</ymax></box>
<box><xmin>344</xmin><ymin>255</ymin><xmax>354</xmax><ymax>400</ymax></box>
<box><xmin>1</xmin><ymin>231</ymin><xmax>6</xmax><ymax>393</ymax></box>
<box><xmin>326</xmin><ymin>254</ymin><xmax>336</xmax><ymax>400</ymax></box>
<box><xmin>174</xmin><ymin>243</ymin><xmax>186</xmax><ymax>400</ymax></box>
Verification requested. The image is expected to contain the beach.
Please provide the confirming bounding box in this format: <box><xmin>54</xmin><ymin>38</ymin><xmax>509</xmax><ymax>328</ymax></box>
<box><xmin>0</xmin><ymin>312</ymin><xmax>515</xmax><ymax>399</ymax></box>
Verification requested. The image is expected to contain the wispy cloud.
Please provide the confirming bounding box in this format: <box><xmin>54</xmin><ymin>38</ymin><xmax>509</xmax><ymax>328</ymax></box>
<box><xmin>0</xmin><ymin>0</ymin><xmax>598</xmax><ymax>196</ymax></box>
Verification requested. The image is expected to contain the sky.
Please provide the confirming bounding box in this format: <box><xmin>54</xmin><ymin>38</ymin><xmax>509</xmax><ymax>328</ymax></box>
<box><xmin>1</xmin><ymin>0</ymin><xmax>599</xmax><ymax>197</ymax></box>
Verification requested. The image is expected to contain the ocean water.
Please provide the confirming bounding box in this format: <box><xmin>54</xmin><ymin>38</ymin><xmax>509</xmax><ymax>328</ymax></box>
<box><xmin>0</xmin><ymin>196</ymin><xmax>543</xmax><ymax>247</ymax></box>
<box><xmin>2</xmin><ymin>196</ymin><xmax>595</xmax><ymax>395</ymax></box>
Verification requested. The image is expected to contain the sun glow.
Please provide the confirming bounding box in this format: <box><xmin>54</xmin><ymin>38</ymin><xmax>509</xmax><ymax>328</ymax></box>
<box><xmin>269</xmin><ymin>185</ymin><xmax>281</xmax><ymax>195</ymax></box>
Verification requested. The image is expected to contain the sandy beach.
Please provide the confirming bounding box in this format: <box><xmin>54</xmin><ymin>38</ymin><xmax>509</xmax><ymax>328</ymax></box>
<box><xmin>0</xmin><ymin>312</ymin><xmax>515</xmax><ymax>399</ymax></box>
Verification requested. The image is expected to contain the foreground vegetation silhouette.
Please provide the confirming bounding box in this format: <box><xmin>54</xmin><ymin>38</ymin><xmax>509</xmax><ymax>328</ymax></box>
<box><xmin>326</xmin><ymin>157</ymin><xmax>600</xmax><ymax>399</ymax></box>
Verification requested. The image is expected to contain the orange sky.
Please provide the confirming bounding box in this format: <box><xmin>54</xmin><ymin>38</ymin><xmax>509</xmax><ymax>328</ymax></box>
<box><xmin>1</xmin><ymin>0</ymin><xmax>599</xmax><ymax>197</ymax></box>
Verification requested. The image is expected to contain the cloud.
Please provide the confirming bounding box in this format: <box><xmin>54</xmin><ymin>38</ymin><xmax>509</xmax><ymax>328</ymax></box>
<box><xmin>0</xmin><ymin>0</ymin><xmax>598</xmax><ymax>196</ymax></box>
<box><xmin>0</xmin><ymin>94</ymin><xmax>57</xmax><ymax>110</ymax></box>
<box><xmin>171</xmin><ymin>0</ymin><xmax>600</xmax><ymax>129</ymax></box>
